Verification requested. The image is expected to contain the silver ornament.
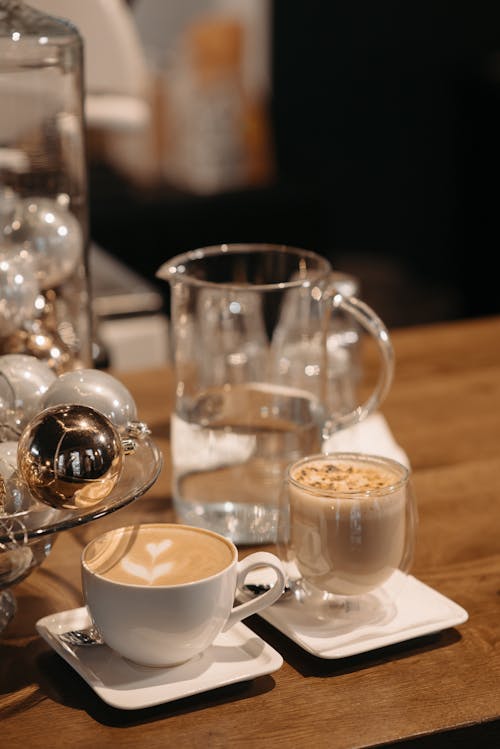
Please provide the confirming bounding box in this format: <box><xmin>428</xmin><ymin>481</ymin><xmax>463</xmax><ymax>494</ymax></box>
<box><xmin>8</xmin><ymin>196</ymin><xmax>82</xmax><ymax>289</ymax></box>
<box><xmin>43</xmin><ymin>368</ymin><xmax>141</xmax><ymax>433</ymax></box>
<box><xmin>0</xmin><ymin>354</ymin><xmax>57</xmax><ymax>437</ymax></box>
<box><xmin>17</xmin><ymin>404</ymin><xmax>124</xmax><ymax>510</ymax></box>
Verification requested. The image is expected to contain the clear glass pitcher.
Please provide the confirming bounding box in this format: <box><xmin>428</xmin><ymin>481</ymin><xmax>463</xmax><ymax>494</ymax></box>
<box><xmin>0</xmin><ymin>0</ymin><xmax>91</xmax><ymax>370</ymax></box>
<box><xmin>157</xmin><ymin>244</ymin><xmax>394</xmax><ymax>545</ymax></box>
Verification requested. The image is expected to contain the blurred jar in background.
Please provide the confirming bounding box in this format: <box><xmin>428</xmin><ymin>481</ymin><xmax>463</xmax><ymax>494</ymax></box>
<box><xmin>162</xmin><ymin>11</ymin><xmax>273</xmax><ymax>194</ymax></box>
<box><xmin>0</xmin><ymin>0</ymin><xmax>92</xmax><ymax>372</ymax></box>
<box><xmin>164</xmin><ymin>16</ymin><xmax>248</xmax><ymax>193</ymax></box>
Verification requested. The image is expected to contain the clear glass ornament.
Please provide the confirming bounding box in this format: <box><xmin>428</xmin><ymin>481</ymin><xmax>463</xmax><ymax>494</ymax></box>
<box><xmin>0</xmin><ymin>352</ymin><xmax>56</xmax><ymax>437</ymax></box>
<box><xmin>0</xmin><ymin>0</ymin><xmax>92</xmax><ymax>368</ymax></box>
<box><xmin>0</xmin><ymin>241</ymin><xmax>39</xmax><ymax>335</ymax></box>
<box><xmin>8</xmin><ymin>195</ymin><xmax>82</xmax><ymax>289</ymax></box>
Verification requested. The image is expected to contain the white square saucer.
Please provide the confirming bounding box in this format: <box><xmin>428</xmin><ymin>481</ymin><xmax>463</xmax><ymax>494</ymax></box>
<box><xmin>241</xmin><ymin>568</ymin><xmax>469</xmax><ymax>659</ymax></box>
<box><xmin>36</xmin><ymin>607</ymin><xmax>283</xmax><ymax>710</ymax></box>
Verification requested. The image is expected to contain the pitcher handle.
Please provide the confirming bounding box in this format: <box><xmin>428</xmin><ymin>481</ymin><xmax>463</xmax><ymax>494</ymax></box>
<box><xmin>322</xmin><ymin>291</ymin><xmax>394</xmax><ymax>438</ymax></box>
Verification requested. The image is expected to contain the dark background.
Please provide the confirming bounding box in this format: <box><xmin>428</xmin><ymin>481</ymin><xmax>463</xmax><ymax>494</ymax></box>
<box><xmin>90</xmin><ymin>1</ymin><xmax>500</xmax><ymax>328</ymax></box>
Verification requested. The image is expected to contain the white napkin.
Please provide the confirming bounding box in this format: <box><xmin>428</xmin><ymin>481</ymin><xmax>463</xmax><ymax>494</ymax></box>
<box><xmin>323</xmin><ymin>413</ymin><xmax>410</xmax><ymax>468</ymax></box>
<box><xmin>170</xmin><ymin>413</ymin><xmax>256</xmax><ymax>473</ymax></box>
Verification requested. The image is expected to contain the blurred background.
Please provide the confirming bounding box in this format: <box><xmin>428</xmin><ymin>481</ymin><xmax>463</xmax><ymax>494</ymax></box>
<box><xmin>31</xmin><ymin>0</ymin><xmax>500</xmax><ymax>367</ymax></box>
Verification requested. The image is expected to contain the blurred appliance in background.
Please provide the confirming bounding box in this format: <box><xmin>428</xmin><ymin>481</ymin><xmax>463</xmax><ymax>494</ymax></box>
<box><xmin>90</xmin><ymin>243</ymin><xmax>169</xmax><ymax>372</ymax></box>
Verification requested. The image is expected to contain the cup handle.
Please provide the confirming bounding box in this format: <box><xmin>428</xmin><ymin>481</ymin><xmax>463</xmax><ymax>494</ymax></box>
<box><xmin>223</xmin><ymin>552</ymin><xmax>286</xmax><ymax>631</ymax></box>
<box><xmin>323</xmin><ymin>291</ymin><xmax>395</xmax><ymax>435</ymax></box>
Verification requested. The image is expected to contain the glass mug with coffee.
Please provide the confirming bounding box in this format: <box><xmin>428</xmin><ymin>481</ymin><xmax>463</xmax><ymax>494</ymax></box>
<box><xmin>81</xmin><ymin>523</ymin><xmax>285</xmax><ymax>667</ymax></box>
<box><xmin>276</xmin><ymin>452</ymin><xmax>417</xmax><ymax>610</ymax></box>
<box><xmin>156</xmin><ymin>244</ymin><xmax>394</xmax><ymax>545</ymax></box>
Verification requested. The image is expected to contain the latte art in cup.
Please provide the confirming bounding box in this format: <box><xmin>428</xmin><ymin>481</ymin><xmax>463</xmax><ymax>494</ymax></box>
<box><xmin>85</xmin><ymin>524</ymin><xmax>234</xmax><ymax>586</ymax></box>
<box><xmin>280</xmin><ymin>453</ymin><xmax>416</xmax><ymax>597</ymax></box>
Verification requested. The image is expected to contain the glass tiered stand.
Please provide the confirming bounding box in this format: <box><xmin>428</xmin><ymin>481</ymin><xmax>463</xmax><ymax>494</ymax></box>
<box><xmin>0</xmin><ymin>434</ymin><xmax>162</xmax><ymax>632</ymax></box>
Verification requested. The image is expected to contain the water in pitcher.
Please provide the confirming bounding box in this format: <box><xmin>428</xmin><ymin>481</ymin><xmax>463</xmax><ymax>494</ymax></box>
<box><xmin>171</xmin><ymin>383</ymin><xmax>324</xmax><ymax>544</ymax></box>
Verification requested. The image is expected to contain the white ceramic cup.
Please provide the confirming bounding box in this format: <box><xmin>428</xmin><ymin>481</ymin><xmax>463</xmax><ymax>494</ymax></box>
<box><xmin>81</xmin><ymin>523</ymin><xmax>285</xmax><ymax>667</ymax></box>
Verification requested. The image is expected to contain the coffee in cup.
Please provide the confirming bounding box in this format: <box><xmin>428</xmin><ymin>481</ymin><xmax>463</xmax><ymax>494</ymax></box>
<box><xmin>86</xmin><ymin>523</ymin><xmax>234</xmax><ymax>586</ymax></box>
<box><xmin>82</xmin><ymin>523</ymin><xmax>285</xmax><ymax>667</ymax></box>
<box><xmin>277</xmin><ymin>453</ymin><xmax>417</xmax><ymax>597</ymax></box>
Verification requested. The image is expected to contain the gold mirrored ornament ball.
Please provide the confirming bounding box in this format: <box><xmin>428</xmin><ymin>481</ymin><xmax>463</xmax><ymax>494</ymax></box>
<box><xmin>17</xmin><ymin>404</ymin><xmax>124</xmax><ymax>510</ymax></box>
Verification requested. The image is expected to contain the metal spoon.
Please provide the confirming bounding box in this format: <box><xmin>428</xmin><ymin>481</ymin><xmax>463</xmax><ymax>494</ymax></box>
<box><xmin>59</xmin><ymin>624</ymin><xmax>104</xmax><ymax>647</ymax></box>
<box><xmin>243</xmin><ymin>582</ymin><xmax>293</xmax><ymax>599</ymax></box>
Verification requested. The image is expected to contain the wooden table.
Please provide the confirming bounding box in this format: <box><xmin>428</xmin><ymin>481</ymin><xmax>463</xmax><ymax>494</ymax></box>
<box><xmin>2</xmin><ymin>315</ymin><xmax>500</xmax><ymax>748</ymax></box>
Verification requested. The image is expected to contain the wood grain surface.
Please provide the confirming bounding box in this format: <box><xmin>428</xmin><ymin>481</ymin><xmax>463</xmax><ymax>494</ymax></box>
<box><xmin>2</xmin><ymin>315</ymin><xmax>500</xmax><ymax>748</ymax></box>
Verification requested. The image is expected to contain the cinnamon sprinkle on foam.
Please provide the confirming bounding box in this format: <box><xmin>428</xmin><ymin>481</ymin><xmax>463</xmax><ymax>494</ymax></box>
<box><xmin>291</xmin><ymin>460</ymin><xmax>397</xmax><ymax>492</ymax></box>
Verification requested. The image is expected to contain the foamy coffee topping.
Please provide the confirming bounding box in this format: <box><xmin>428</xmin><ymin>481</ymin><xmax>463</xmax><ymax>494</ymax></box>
<box><xmin>291</xmin><ymin>459</ymin><xmax>398</xmax><ymax>492</ymax></box>
<box><xmin>86</xmin><ymin>525</ymin><xmax>234</xmax><ymax>586</ymax></box>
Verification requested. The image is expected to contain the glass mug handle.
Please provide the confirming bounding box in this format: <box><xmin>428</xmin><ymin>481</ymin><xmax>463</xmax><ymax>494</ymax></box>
<box><xmin>322</xmin><ymin>291</ymin><xmax>395</xmax><ymax>435</ymax></box>
<box><xmin>223</xmin><ymin>552</ymin><xmax>286</xmax><ymax>631</ymax></box>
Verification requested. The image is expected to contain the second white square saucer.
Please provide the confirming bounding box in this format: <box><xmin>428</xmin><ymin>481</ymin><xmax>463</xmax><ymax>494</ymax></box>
<box><xmin>240</xmin><ymin>568</ymin><xmax>468</xmax><ymax>659</ymax></box>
